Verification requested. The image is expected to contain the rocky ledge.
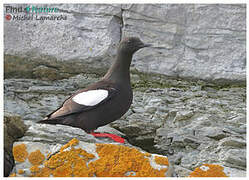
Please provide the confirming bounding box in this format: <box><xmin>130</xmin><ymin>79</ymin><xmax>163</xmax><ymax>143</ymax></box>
<box><xmin>9</xmin><ymin>120</ymin><xmax>173</xmax><ymax>177</ymax></box>
<box><xmin>4</xmin><ymin>74</ymin><xmax>246</xmax><ymax>177</ymax></box>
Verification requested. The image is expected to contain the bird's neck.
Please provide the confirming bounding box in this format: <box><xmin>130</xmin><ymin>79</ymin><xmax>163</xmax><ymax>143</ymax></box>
<box><xmin>104</xmin><ymin>52</ymin><xmax>132</xmax><ymax>83</ymax></box>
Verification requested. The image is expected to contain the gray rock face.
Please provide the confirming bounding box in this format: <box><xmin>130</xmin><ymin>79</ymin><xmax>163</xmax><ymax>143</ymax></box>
<box><xmin>3</xmin><ymin>3</ymin><xmax>246</xmax><ymax>177</ymax></box>
<box><xmin>4</xmin><ymin>4</ymin><xmax>246</xmax><ymax>83</ymax></box>
<box><xmin>10</xmin><ymin>120</ymin><xmax>173</xmax><ymax>177</ymax></box>
<box><xmin>123</xmin><ymin>4</ymin><xmax>246</xmax><ymax>83</ymax></box>
<box><xmin>4</xmin><ymin>4</ymin><xmax>121</xmax><ymax>65</ymax></box>
<box><xmin>4</xmin><ymin>75</ymin><xmax>246</xmax><ymax>177</ymax></box>
<box><xmin>20</xmin><ymin>120</ymin><xmax>126</xmax><ymax>145</ymax></box>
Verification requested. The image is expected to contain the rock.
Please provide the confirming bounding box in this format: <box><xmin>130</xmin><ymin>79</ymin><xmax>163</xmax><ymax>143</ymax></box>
<box><xmin>95</xmin><ymin>125</ymin><xmax>126</xmax><ymax>137</ymax></box>
<box><xmin>189</xmin><ymin>164</ymin><xmax>228</xmax><ymax>177</ymax></box>
<box><xmin>4</xmin><ymin>112</ymin><xmax>28</xmax><ymax>177</ymax></box>
<box><xmin>122</xmin><ymin>4</ymin><xmax>245</xmax><ymax>84</ymax></box>
<box><xmin>197</xmin><ymin>127</ymin><xmax>226</xmax><ymax>140</ymax></box>
<box><xmin>20</xmin><ymin>121</ymin><xmax>121</xmax><ymax>144</ymax></box>
<box><xmin>223</xmin><ymin>166</ymin><xmax>246</xmax><ymax>177</ymax></box>
<box><xmin>173</xmin><ymin>110</ymin><xmax>194</xmax><ymax>122</ymax></box>
<box><xmin>10</xmin><ymin>139</ymin><xmax>173</xmax><ymax>177</ymax></box>
<box><xmin>4</xmin><ymin>4</ymin><xmax>121</xmax><ymax>62</ymax></box>
<box><xmin>218</xmin><ymin>137</ymin><xmax>246</xmax><ymax>148</ymax></box>
<box><xmin>180</xmin><ymin>150</ymin><xmax>200</xmax><ymax>170</ymax></box>
<box><xmin>7</xmin><ymin>112</ymin><xmax>173</xmax><ymax>177</ymax></box>
<box><xmin>219</xmin><ymin>149</ymin><xmax>246</xmax><ymax>170</ymax></box>
<box><xmin>189</xmin><ymin>164</ymin><xmax>246</xmax><ymax>177</ymax></box>
<box><xmin>4</xmin><ymin>4</ymin><xmax>246</xmax><ymax>83</ymax></box>
<box><xmin>4</xmin><ymin>4</ymin><xmax>246</xmax><ymax>177</ymax></box>
<box><xmin>4</xmin><ymin>76</ymin><xmax>246</xmax><ymax>177</ymax></box>
<box><xmin>174</xmin><ymin>165</ymin><xmax>192</xmax><ymax>177</ymax></box>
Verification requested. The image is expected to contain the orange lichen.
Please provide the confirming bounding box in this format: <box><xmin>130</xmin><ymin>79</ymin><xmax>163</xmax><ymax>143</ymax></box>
<box><xmin>52</xmin><ymin>162</ymin><xmax>73</xmax><ymax>177</ymax></box>
<box><xmin>88</xmin><ymin>144</ymin><xmax>168</xmax><ymax>177</ymax></box>
<box><xmin>73</xmin><ymin>159</ymin><xmax>94</xmax><ymax>177</ymax></box>
<box><xmin>13</xmin><ymin>144</ymin><xmax>28</xmax><ymax>162</ymax></box>
<box><xmin>43</xmin><ymin>147</ymin><xmax>95</xmax><ymax>170</ymax></box>
<box><xmin>9</xmin><ymin>173</ymin><xmax>16</xmax><ymax>177</ymax></box>
<box><xmin>18</xmin><ymin>169</ymin><xmax>24</xmax><ymax>174</ymax></box>
<box><xmin>155</xmin><ymin>156</ymin><xmax>169</xmax><ymax>166</ymax></box>
<box><xmin>144</xmin><ymin>152</ymin><xmax>151</xmax><ymax>157</ymax></box>
<box><xmin>19</xmin><ymin>138</ymin><xmax>170</xmax><ymax>177</ymax></box>
<box><xmin>30</xmin><ymin>165</ymin><xmax>40</xmax><ymax>173</ymax></box>
<box><xmin>31</xmin><ymin>167</ymin><xmax>52</xmax><ymax>177</ymax></box>
<box><xmin>189</xmin><ymin>164</ymin><xmax>228</xmax><ymax>177</ymax></box>
<box><xmin>40</xmin><ymin>139</ymin><xmax>95</xmax><ymax>177</ymax></box>
<box><xmin>28</xmin><ymin>150</ymin><xmax>45</xmax><ymax>165</ymax></box>
<box><xmin>46</xmin><ymin>152</ymin><xmax>51</xmax><ymax>159</ymax></box>
<box><xmin>60</xmin><ymin>138</ymin><xmax>79</xmax><ymax>152</ymax></box>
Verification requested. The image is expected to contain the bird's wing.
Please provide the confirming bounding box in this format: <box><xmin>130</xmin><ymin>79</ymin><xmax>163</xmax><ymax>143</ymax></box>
<box><xmin>39</xmin><ymin>81</ymin><xmax>118</xmax><ymax>121</ymax></box>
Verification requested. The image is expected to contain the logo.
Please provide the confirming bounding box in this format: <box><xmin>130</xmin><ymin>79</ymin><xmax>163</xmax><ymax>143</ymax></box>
<box><xmin>5</xmin><ymin>14</ymin><xmax>12</xmax><ymax>21</ymax></box>
<box><xmin>4</xmin><ymin>5</ymin><xmax>67</xmax><ymax>21</ymax></box>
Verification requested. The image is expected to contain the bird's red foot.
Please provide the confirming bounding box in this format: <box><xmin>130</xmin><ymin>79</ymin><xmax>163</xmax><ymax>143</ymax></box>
<box><xmin>90</xmin><ymin>132</ymin><xmax>125</xmax><ymax>143</ymax></box>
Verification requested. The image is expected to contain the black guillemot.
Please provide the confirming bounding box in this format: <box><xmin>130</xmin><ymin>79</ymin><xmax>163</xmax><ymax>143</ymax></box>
<box><xmin>38</xmin><ymin>37</ymin><xmax>151</xmax><ymax>143</ymax></box>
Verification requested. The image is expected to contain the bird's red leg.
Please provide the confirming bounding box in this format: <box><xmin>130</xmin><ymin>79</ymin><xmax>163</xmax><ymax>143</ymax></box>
<box><xmin>90</xmin><ymin>132</ymin><xmax>125</xmax><ymax>143</ymax></box>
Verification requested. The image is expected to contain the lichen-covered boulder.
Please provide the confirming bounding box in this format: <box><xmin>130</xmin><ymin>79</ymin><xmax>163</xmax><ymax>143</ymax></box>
<box><xmin>189</xmin><ymin>164</ymin><xmax>246</xmax><ymax>177</ymax></box>
<box><xmin>10</xmin><ymin>138</ymin><xmax>173</xmax><ymax>177</ymax></box>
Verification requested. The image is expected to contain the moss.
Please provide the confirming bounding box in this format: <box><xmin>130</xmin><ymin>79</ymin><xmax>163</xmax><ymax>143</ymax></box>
<box><xmin>28</xmin><ymin>150</ymin><xmax>45</xmax><ymax>165</ymax></box>
<box><xmin>5</xmin><ymin>54</ymin><xmax>245</xmax><ymax>89</ymax></box>
<box><xmin>12</xmin><ymin>144</ymin><xmax>28</xmax><ymax>162</ymax></box>
<box><xmin>131</xmin><ymin>69</ymin><xmax>174</xmax><ymax>91</ymax></box>
<box><xmin>130</xmin><ymin>69</ymin><xmax>245</xmax><ymax>92</ymax></box>
<box><xmin>4</xmin><ymin>54</ymin><xmax>106</xmax><ymax>81</ymax></box>
<box><xmin>4</xmin><ymin>55</ymin><xmax>35</xmax><ymax>79</ymax></box>
<box><xmin>189</xmin><ymin>164</ymin><xmax>228</xmax><ymax>177</ymax></box>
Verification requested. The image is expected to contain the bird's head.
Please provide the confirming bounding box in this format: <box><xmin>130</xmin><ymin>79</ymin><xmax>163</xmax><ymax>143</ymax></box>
<box><xmin>118</xmin><ymin>37</ymin><xmax>151</xmax><ymax>55</ymax></box>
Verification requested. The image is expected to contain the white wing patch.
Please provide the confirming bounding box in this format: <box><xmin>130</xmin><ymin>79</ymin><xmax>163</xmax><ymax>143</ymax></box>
<box><xmin>72</xmin><ymin>89</ymin><xmax>108</xmax><ymax>106</ymax></box>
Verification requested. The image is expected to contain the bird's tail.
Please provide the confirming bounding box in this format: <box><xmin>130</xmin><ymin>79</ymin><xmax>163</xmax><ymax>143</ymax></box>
<box><xmin>37</xmin><ymin>114</ymin><xmax>78</xmax><ymax>127</ymax></box>
<box><xmin>37</xmin><ymin>117</ymin><xmax>62</xmax><ymax>124</ymax></box>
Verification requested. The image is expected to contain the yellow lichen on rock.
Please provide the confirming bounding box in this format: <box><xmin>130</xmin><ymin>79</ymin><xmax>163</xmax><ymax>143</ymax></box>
<box><xmin>31</xmin><ymin>167</ymin><xmax>52</xmax><ymax>177</ymax></box>
<box><xmin>13</xmin><ymin>138</ymin><xmax>170</xmax><ymax>177</ymax></box>
<box><xmin>42</xmin><ymin>139</ymin><xmax>95</xmax><ymax>177</ymax></box>
<box><xmin>73</xmin><ymin>159</ymin><xmax>94</xmax><ymax>177</ymax></box>
<box><xmin>189</xmin><ymin>164</ymin><xmax>228</xmax><ymax>177</ymax></box>
<box><xmin>12</xmin><ymin>144</ymin><xmax>28</xmax><ymax>162</ymax></box>
<box><xmin>30</xmin><ymin>165</ymin><xmax>40</xmax><ymax>173</ymax></box>
<box><xmin>52</xmin><ymin>162</ymin><xmax>73</xmax><ymax>177</ymax></box>
<box><xmin>18</xmin><ymin>169</ymin><xmax>24</xmax><ymax>174</ymax></box>
<box><xmin>88</xmin><ymin>144</ymin><xmax>168</xmax><ymax>177</ymax></box>
<box><xmin>144</xmin><ymin>152</ymin><xmax>151</xmax><ymax>157</ymax></box>
<box><xmin>28</xmin><ymin>150</ymin><xmax>45</xmax><ymax>165</ymax></box>
<box><xmin>9</xmin><ymin>173</ymin><xmax>16</xmax><ymax>177</ymax></box>
<box><xmin>46</xmin><ymin>152</ymin><xmax>51</xmax><ymax>159</ymax></box>
<box><xmin>60</xmin><ymin>138</ymin><xmax>79</xmax><ymax>152</ymax></box>
<box><xmin>155</xmin><ymin>156</ymin><xmax>169</xmax><ymax>166</ymax></box>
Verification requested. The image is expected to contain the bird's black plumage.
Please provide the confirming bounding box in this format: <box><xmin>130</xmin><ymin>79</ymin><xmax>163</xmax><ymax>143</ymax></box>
<box><xmin>38</xmin><ymin>37</ymin><xmax>151</xmax><ymax>132</ymax></box>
